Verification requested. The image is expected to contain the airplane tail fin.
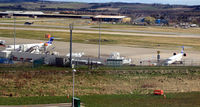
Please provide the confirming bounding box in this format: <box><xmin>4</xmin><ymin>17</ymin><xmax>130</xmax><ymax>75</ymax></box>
<box><xmin>181</xmin><ymin>46</ymin><xmax>184</xmax><ymax>53</ymax></box>
<box><xmin>46</xmin><ymin>37</ymin><xmax>54</xmax><ymax>44</ymax></box>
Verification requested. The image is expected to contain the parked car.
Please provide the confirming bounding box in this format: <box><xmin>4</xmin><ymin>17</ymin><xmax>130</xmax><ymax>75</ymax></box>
<box><xmin>24</xmin><ymin>22</ymin><xmax>34</xmax><ymax>25</ymax></box>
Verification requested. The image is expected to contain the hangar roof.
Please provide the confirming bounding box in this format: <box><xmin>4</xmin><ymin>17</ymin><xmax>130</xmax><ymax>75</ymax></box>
<box><xmin>94</xmin><ymin>15</ymin><xmax>127</xmax><ymax>19</ymax></box>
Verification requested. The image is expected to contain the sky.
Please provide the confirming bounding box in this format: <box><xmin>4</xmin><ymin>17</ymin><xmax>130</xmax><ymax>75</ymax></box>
<box><xmin>48</xmin><ymin>0</ymin><xmax>200</xmax><ymax>5</ymax></box>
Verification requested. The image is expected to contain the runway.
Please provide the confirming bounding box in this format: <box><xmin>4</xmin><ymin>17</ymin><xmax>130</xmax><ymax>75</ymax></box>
<box><xmin>0</xmin><ymin>23</ymin><xmax>200</xmax><ymax>38</ymax></box>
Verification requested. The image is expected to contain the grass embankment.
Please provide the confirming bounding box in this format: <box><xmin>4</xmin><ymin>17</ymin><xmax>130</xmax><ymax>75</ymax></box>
<box><xmin>0</xmin><ymin>66</ymin><xmax>200</xmax><ymax>106</ymax></box>
<box><xmin>0</xmin><ymin>92</ymin><xmax>200</xmax><ymax>107</ymax></box>
<box><xmin>0</xmin><ymin>29</ymin><xmax>200</xmax><ymax>50</ymax></box>
<box><xmin>0</xmin><ymin>66</ymin><xmax>200</xmax><ymax>97</ymax></box>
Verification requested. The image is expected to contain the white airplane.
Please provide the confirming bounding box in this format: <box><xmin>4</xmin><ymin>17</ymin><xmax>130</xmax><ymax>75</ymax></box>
<box><xmin>72</xmin><ymin>59</ymin><xmax>102</xmax><ymax>65</ymax></box>
<box><xmin>0</xmin><ymin>40</ymin><xmax>5</xmax><ymax>46</ymax></box>
<box><xmin>163</xmin><ymin>46</ymin><xmax>186</xmax><ymax>65</ymax></box>
<box><xmin>66</xmin><ymin>52</ymin><xmax>85</xmax><ymax>58</ymax></box>
<box><xmin>5</xmin><ymin>37</ymin><xmax>54</xmax><ymax>53</ymax></box>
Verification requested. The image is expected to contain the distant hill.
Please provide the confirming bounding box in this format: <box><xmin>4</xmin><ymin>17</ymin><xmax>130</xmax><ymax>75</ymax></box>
<box><xmin>0</xmin><ymin>0</ymin><xmax>39</xmax><ymax>2</ymax></box>
<box><xmin>0</xmin><ymin>1</ymin><xmax>199</xmax><ymax>25</ymax></box>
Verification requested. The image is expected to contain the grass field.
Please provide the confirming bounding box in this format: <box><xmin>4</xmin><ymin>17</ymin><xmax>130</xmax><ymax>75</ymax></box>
<box><xmin>0</xmin><ymin>28</ymin><xmax>200</xmax><ymax>51</ymax></box>
<box><xmin>0</xmin><ymin>66</ymin><xmax>200</xmax><ymax>106</ymax></box>
<box><xmin>0</xmin><ymin>92</ymin><xmax>200</xmax><ymax>107</ymax></box>
<box><xmin>0</xmin><ymin>66</ymin><xmax>200</xmax><ymax>97</ymax></box>
<box><xmin>80</xmin><ymin>93</ymin><xmax>200</xmax><ymax>107</ymax></box>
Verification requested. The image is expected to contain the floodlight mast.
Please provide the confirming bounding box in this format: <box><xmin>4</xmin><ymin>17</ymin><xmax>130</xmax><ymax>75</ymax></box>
<box><xmin>69</xmin><ymin>24</ymin><xmax>73</xmax><ymax>68</ymax></box>
<box><xmin>13</xmin><ymin>12</ymin><xmax>16</xmax><ymax>51</ymax></box>
<box><xmin>72</xmin><ymin>68</ymin><xmax>76</xmax><ymax>107</ymax></box>
<box><xmin>69</xmin><ymin>24</ymin><xmax>75</xmax><ymax>107</ymax></box>
<box><xmin>98</xmin><ymin>19</ymin><xmax>101</xmax><ymax>59</ymax></box>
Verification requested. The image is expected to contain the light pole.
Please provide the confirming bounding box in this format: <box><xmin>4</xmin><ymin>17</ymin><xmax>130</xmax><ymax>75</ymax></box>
<box><xmin>98</xmin><ymin>19</ymin><xmax>101</xmax><ymax>59</ymax></box>
<box><xmin>13</xmin><ymin>15</ymin><xmax>16</xmax><ymax>51</ymax></box>
<box><xmin>72</xmin><ymin>68</ymin><xmax>76</xmax><ymax>107</ymax></box>
<box><xmin>69</xmin><ymin>24</ymin><xmax>73</xmax><ymax>68</ymax></box>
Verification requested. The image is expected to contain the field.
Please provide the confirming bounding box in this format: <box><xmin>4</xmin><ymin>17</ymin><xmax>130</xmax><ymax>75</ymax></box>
<box><xmin>0</xmin><ymin>66</ymin><xmax>200</xmax><ymax>106</ymax></box>
<box><xmin>0</xmin><ymin>93</ymin><xmax>200</xmax><ymax>107</ymax></box>
<box><xmin>0</xmin><ymin>66</ymin><xmax>200</xmax><ymax>97</ymax></box>
<box><xmin>0</xmin><ymin>2</ymin><xmax>92</xmax><ymax>11</ymax></box>
<box><xmin>80</xmin><ymin>93</ymin><xmax>200</xmax><ymax>107</ymax></box>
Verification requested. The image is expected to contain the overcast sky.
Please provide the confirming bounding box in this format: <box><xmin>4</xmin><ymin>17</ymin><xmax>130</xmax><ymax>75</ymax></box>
<box><xmin>48</xmin><ymin>0</ymin><xmax>200</xmax><ymax>5</ymax></box>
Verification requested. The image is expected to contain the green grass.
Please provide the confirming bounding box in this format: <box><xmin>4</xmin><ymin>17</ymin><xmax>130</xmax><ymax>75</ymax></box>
<box><xmin>80</xmin><ymin>93</ymin><xmax>200</xmax><ymax>107</ymax></box>
<box><xmin>0</xmin><ymin>65</ymin><xmax>199</xmax><ymax>101</ymax></box>
<box><xmin>0</xmin><ymin>96</ymin><xmax>70</xmax><ymax>105</ymax></box>
<box><xmin>1</xmin><ymin>28</ymin><xmax>200</xmax><ymax>50</ymax></box>
<box><xmin>0</xmin><ymin>64</ymin><xmax>69</xmax><ymax>71</ymax></box>
<box><xmin>0</xmin><ymin>92</ymin><xmax>200</xmax><ymax>107</ymax></box>
<box><xmin>1</xmin><ymin>65</ymin><xmax>200</xmax><ymax>73</ymax></box>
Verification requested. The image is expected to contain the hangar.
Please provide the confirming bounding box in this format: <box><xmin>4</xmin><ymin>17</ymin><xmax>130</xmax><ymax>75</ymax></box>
<box><xmin>92</xmin><ymin>15</ymin><xmax>131</xmax><ymax>23</ymax></box>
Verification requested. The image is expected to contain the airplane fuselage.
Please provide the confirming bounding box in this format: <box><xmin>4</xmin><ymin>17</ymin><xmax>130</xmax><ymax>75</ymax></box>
<box><xmin>0</xmin><ymin>40</ymin><xmax>5</xmax><ymax>45</ymax></box>
<box><xmin>165</xmin><ymin>53</ymin><xmax>183</xmax><ymax>65</ymax></box>
<box><xmin>6</xmin><ymin>43</ymin><xmax>44</xmax><ymax>51</ymax></box>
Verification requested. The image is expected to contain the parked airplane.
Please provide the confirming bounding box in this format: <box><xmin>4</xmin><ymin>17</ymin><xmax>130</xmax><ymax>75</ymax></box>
<box><xmin>0</xmin><ymin>40</ymin><xmax>5</xmax><ymax>46</ymax></box>
<box><xmin>5</xmin><ymin>37</ymin><xmax>54</xmax><ymax>53</ymax></box>
<box><xmin>163</xmin><ymin>46</ymin><xmax>186</xmax><ymax>65</ymax></box>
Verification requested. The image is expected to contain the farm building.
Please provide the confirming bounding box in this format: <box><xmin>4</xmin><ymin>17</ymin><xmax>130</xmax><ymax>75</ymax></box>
<box><xmin>92</xmin><ymin>15</ymin><xmax>131</xmax><ymax>23</ymax></box>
